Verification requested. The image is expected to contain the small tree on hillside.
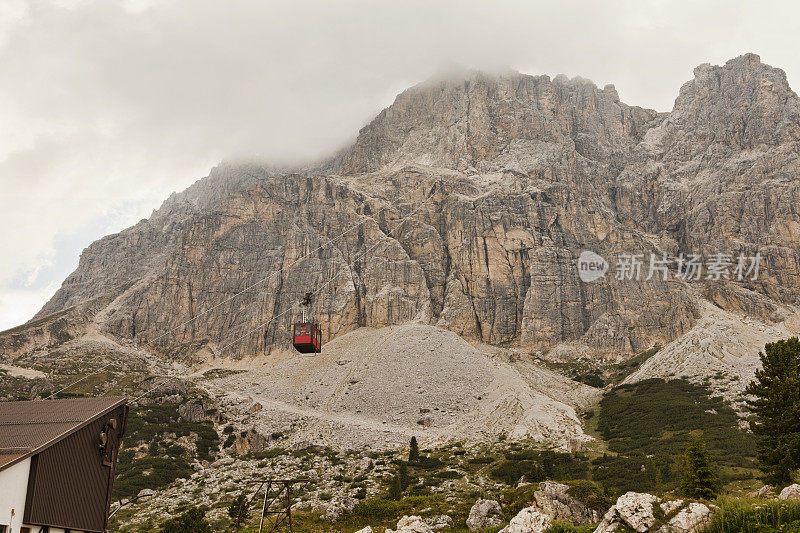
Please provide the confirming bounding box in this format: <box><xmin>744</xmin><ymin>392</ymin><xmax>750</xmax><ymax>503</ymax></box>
<box><xmin>409</xmin><ymin>436</ymin><xmax>420</xmax><ymax>464</ymax></box>
<box><xmin>227</xmin><ymin>494</ymin><xmax>250</xmax><ymax>529</ymax></box>
<box><xmin>398</xmin><ymin>461</ymin><xmax>410</xmax><ymax>489</ymax></box>
<box><xmin>746</xmin><ymin>338</ymin><xmax>800</xmax><ymax>485</ymax></box>
<box><xmin>388</xmin><ymin>473</ymin><xmax>403</xmax><ymax>500</ymax></box>
<box><xmin>160</xmin><ymin>506</ymin><xmax>211</xmax><ymax>533</ymax></box>
<box><xmin>680</xmin><ymin>434</ymin><xmax>719</xmax><ymax>500</ymax></box>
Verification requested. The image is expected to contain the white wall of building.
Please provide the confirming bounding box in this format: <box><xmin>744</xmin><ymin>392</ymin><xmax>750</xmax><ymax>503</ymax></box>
<box><xmin>0</xmin><ymin>458</ymin><xmax>31</xmax><ymax>532</ymax></box>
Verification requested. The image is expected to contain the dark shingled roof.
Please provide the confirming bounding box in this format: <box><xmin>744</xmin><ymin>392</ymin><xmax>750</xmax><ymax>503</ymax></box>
<box><xmin>0</xmin><ymin>397</ymin><xmax>126</xmax><ymax>472</ymax></box>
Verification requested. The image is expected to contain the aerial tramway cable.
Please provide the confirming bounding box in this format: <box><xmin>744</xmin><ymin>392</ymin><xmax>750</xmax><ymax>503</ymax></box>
<box><xmin>131</xmin><ymin>179</ymin><xmax>441</xmax><ymax>402</ymax></box>
<box><xmin>44</xmin><ymin>201</ymin><xmax>379</xmax><ymax>399</ymax></box>
<box><xmin>49</xmin><ymin>177</ymin><xmax>441</xmax><ymax>401</ymax></box>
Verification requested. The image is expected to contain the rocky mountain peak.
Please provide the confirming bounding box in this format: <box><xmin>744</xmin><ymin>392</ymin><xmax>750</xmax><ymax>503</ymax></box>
<box><xmin>13</xmin><ymin>54</ymin><xmax>800</xmax><ymax>373</ymax></box>
<box><xmin>663</xmin><ymin>53</ymin><xmax>800</xmax><ymax>152</ymax></box>
<box><xmin>338</xmin><ymin>68</ymin><xmax>659</xmax><ymax>176</ymax></box>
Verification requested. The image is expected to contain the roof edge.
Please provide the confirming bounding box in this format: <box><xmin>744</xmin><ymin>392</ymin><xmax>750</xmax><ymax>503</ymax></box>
<box><xmin>0</xmin><ymin>397</ymin><xmax>127</xmax><ymax>473</ymax></box>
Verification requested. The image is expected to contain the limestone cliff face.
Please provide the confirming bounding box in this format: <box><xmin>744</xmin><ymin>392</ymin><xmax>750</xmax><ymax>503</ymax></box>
<box><xmin>615</xmin><ymin>54</ymin><xmax>800</xmax><ymax>317</ymax></box>
<box><xmin>24</xmin><ymin>55</ymin><xmax>800</xmax><ymax>360</ymax></box>
<box><xmin>35</xmin><ymin>162</ymin><xmax>272</xmax><ymax>318</ymax></box>
<box><xmin>340</xmin><ymin>69</ymin><xmax>660</xmax><ymax>176</ymax></box>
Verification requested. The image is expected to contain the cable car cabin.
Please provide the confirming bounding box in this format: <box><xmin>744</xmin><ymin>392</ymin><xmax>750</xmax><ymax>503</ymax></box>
<box><xmin>292</xmin><ymin>322</ymin><xmax>322</xmax><ymax>353</ymax></box>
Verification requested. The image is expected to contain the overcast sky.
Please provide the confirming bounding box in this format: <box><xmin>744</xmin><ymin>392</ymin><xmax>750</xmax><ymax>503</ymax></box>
<box><xmin>0</xmin><ymin>0</ymin><xmax>798</xmax><ymax>330</ymax></box>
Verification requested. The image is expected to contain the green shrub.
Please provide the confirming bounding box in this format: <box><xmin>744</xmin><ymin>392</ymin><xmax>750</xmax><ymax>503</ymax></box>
<box><xmin>352</xmin><ymin>498</ymin><xmax>401</xmax><ymax>521</ymax></box>
<box><xmin>115</xmin><ymin>451</ymin><xmax>193</xmax><ymax>498</ymax></box>
<box><xmin>597</xmin><ymin>379</ymin><xmax>756</xmax><ymax>467</ymax></box>
<box><xmin>160</xmin><ymin>506</ymin><xmax>211</xmax><ymax>532</ymax></box>
<box><xmin>563</xmin><ymin>479</ymin><xmax>610</xmax><ymax>513</ymax></box>
<box><xmin>227</xmin><ymin>494</ymin><xmax>250</xmax><ymax>527</ymax></box>
<box><xmin>491</xmin><ymin>450</ymin><xmax>588</xmax><ymax>486</ymax></box>
<box><xmin>468</xmin><ymin>456</ymin><xmax>495</xmax><ymax>464</ymax></box>
<box><xmin>114</xmin><ymin>403</ymin><xmax>219</xmax><ymax>498</ymax></box>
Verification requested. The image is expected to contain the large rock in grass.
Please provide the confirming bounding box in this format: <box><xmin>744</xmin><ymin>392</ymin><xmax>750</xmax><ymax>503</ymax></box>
<box><xmin>780</xmin><ymin>484</ymin><xmax>800</xmax><ymax>501</ymax></box>
<box><xmin>466</xmin><ymin>499</ymin><xmax>505</xmax><ymax>531</ymax></box>
<box><xmin>594</xmin><ymin>493</ymin><xmax>716</xmax><ymax>533</ymax></box>
<box><xmin>323</xmin><ymin>496</ymin><xmax>358</xmax><ymax>521</ymax></box>
<box><xmin>657</xmin><ymin>502</ymin><xmax>714</xmax><ymax>533</ymax></box>
<box><xmin>387</xmin><ymin>515</ymin><xmax>435</xmax><ymax>533</ymax></box>
<box><xmin>534</xmin><ymin>481</ymin><xmax>601</xmax><ymax>524</ymax></box>
<box><xmin>596</xmin><ymin>492</ymin><xmax>660</xmax><ymax>532</ymax></box>
<box><xmin>423</xmin><ymin>515</ymin><xmax>455</xmax><ymax>531</ymax></box>
<box><xmin>498</xmin><ymin>506</ymin><xmax>552</xmax><ymax>533</ymax></box>
<box><xmin>755</xmin><ymin>485</ymin><xmax>775</xmax><ymax>498</ymax></box>
<box><xmin>354</xmin><ymin>528</ymin><xmax>373</xmax><ymax>533</ymax></box>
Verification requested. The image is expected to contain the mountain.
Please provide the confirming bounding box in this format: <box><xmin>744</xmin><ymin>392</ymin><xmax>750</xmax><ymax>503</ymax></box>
<box><xmin>3</xmin><ymin>53</ymin><xmax>800</xmax><ymax>450</ymax></box>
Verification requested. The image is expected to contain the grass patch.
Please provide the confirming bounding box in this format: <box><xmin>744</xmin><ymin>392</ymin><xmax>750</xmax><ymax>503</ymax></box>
<box><xmin>545</xmin><ymin>522</ymin><xmax>597</xmax><ymax>533</ymax></box>
<box><xmin>706</xmin><ymin>496</ymin><xmax>800</xmax><ymax>533</ymax></box>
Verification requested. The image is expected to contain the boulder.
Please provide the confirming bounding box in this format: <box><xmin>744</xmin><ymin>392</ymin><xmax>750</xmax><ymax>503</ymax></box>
<box><xmin>323</xmin><ymin>496</ymin><xmax>358</xmax><ymax>521</ymax></box>
<box><xmin>355</xmin><ymin>527</ymin><xmax>373</xmax><ymax>533</ymax></box>
<box><xmin>136</xmin><ymin>488</ymin><xmax>156</xmax><ymax>499</ymax></box>
<box><xmin>594</xmin><ymin>492</ymin><xmax>660</xmax><ymax>533</ymax></box>
<box><xmin>780</xmin><ymin>484</ymin><xmax>800</xmax><ymax>501</ymax></box>
<box><xmin>596</xmin><ymin>495</ymin><xmax>717</xmax><ymax>533</ymax></box>
<box><xmin>498</xmin><ymin>506</ymin><xmax>552</xmax><ymax>533</ymax></box>
<box><xmin>423</xmin><ymin>514</ymin><xmax>455</xmax><ymax>530</ymax></box>
<box><xmin>533</xmin><ymin>481</ymin><xmax>601</xmax><ymax>524</ymax></box>
<box><xmin>757</xmin><ymin>485</ymin><xmax>775</xmax><ymax>498</ymax></box>
<box><xmin>656</xmin><ymin>502</ymin><xmax>714</xmax><ymax>533</ymax></box>
<box><xmin>466</xmin><ymin>499</ymin><xmax>505</xmax><ymax>531</ymax></box>
<box><xmin>387</xmin><ymin>515</ymin><xmax>434</xmax><ymax>533</ymax></box>
<box><xmin>660</xmin><ymin>500</ymin><xmax>683</xmax><ymax>515</ymax></box>
<box><xmin>233</xmin><ymin>428</ymin><xmax>269</xmax><ymax>455</ymax></box>
<box><xmin>246</xmin><ymin>401</ymin><xmax>263</xmax><ymax>414</ymax></box>
<box><xmin>178</xmin><ymin>397</ymin><xmax>220</xmax><ymax>422</ymax></box>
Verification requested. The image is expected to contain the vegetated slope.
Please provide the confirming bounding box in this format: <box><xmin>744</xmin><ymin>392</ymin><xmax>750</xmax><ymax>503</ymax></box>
<box><xmin>623</xmin><ymin>299</ymin><xmax>800</xmax><ymax>407</ymax></box>
<box><xmin>197</xmin><ymin>324</ymin><xmax>599</xmax><ymax>450</ymax></box>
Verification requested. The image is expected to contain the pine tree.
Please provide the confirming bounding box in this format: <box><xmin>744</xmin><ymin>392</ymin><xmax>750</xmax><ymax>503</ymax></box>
<box><xmin>388</xmin><ymin>473</ymin><xmax>402</xmax><ymax>500</ymax></box>
<box><xmin>227</xmin><ymin>494</ymin><xmax>250</xmax><ymax>529</ymax></box>
<box><xmin>680</xmin><ymin>434</ymin><xmax>719</xmax><ymax>500</ymax></box>
<box><xmin>398</xmin><ymin>462</ymin><xmax>410</xmax><ymax>489</ymax></box>
<box><xmin>746</xmin><ymin>338</ymin><xmax>800</xmax><ymax>485</ymax></box>
<box><xmin>409</xmin><ymin>436</ymin><xmax>420</xmax><ymax>464</ymax></box>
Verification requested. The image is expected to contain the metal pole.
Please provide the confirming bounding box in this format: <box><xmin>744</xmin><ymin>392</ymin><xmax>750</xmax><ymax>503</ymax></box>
<box><xmin>286</xmin><ymin>481</ymin><xmax>293</xmax><ymax>532</ymax></box>
<box><xmin>258</xmin><ymin>481</ymin><xmax>270</xmax><ymax>533</ymax></box>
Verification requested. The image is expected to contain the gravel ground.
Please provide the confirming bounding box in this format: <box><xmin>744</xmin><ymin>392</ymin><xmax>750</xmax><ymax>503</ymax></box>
<box><xmin>199</xmin><ymin>324</ymin><xmax>594</xmax><ymax>451</ymax></box>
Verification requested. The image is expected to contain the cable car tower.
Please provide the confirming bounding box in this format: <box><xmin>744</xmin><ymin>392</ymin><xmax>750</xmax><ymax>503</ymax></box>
<box><xmin>292</xmin><ymin>292</ymin><xmax>321</xmax><ymax>354</ymax></box>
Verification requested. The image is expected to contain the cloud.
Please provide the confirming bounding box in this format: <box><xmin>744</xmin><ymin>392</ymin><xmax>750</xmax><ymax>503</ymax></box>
<box><xmin>1</xmin><ymin>0</ymin><xmax>799</xmax><ymax>329</ymax></box>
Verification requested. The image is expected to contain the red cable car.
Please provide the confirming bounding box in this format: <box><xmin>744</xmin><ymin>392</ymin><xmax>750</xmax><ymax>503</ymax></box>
<box><xmin>292</xmin><ymin>292</ymin><xmax>322</xmax><ymax>354</ymax></box>
<box><xmin>292</xmin><ymin>322</ymin><xmax>322</xmax><ymax>353</ymax></box>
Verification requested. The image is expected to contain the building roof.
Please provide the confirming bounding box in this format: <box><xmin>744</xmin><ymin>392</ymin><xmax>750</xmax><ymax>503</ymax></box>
<box><xmin>0</xmin><ymin>396</ymin><xmax>126</xmax><ymax>472</ymax></box>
